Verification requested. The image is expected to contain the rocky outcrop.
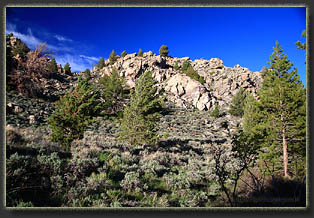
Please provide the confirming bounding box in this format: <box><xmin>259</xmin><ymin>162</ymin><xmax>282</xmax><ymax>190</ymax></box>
<box><xmin>165</xmin><ymin>74</ymin><xmax>213</xmax><ymax>111</ymax></box>
<box><xmin>92</xmin><ymin>53</ymin><xmax>262</xmax><ymax>111</ymax></box>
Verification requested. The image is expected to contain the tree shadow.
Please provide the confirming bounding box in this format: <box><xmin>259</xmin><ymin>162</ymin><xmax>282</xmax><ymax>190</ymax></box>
<box><xmin>156</xmin><ymin>138</ymin><xmax>204</xmax><ymax>155</ymax></box>
<box><xmin>237</xmin><ymin>176</ymin><xmax>306</xmax><ymax>207</ymax></box>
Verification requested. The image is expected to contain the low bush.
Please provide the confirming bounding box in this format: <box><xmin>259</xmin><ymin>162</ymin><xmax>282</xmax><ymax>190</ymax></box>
<box><xmin>121</xmin><ymin>50</ymin><xmax>127</xmax><ymax>58</ymax></box>
<box><xmin>210</xmin><ymin>103</ymin><xmax>220</xmax><ymax>118</ymax></box>
<box><xmin>180</xmin><ymin>61</ymin><xmax>205</xmax><ymax>84</ymax></box>
<box><xmin>138</xmin><ymin>48</ymin><xmax>143</xmax><ymax>57</ymax></box>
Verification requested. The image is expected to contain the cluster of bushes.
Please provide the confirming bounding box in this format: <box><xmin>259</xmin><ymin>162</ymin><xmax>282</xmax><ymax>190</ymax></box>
<box><xmin>7</xmin><ymin>122</ymin><xmax>305</xmax><ymax>207</ymax></box>
<box><xmin>48</xmin><ymin>67</ymin><xmax>163</xmax><ymax>151</ymax></box>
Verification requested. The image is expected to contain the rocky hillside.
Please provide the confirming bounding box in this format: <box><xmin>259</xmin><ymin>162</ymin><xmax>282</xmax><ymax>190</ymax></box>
<box><xmin>92</xmin><ymin>52</ymin><xmax>263</xmax><ymax>111</ymax></box>
<box><xmin>6</xmin><ymin>35</ymin><xmax>78</xmax><ymax>128</ymax></box>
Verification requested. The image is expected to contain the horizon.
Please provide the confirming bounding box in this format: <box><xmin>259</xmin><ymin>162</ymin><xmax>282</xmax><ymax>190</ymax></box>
<box><xmin>6</xmin><ymin>7</ymin><xmax>307</xmax><ymax>86</ymax></box>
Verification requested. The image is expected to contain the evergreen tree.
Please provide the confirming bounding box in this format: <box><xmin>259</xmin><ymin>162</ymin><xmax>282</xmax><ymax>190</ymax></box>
<box><xmin>64</xmin><ymin>62</ymin><xmax>71</xmax><ymax>74</ymax></box>
<box><xmin>243</xmin><ymin>41</ymin><xmax>306</xmax><ymax>179</ymax></box>
<box><xmin>229</xmin><ymin>88</ymin><xmax>247</xmax><ymax>117</ymax></box>
<box><xmin>242</xmin><ymin>93</ymin><xmax>262</xmax><ymax>134</ymax></box>
<box><xmin>99</xmin><ymin>68</ymin><xmax>126</xmax><ymax>114</ymax></box>
<box><xmin>48</xmin><ymin>57</ymin><xmax>58</xmax><ymax>73</ymax></box>
<box><xmin>159</xmin><ymin>45</ymin><xmax>169</xmax><ymax>57</ymax></box>
<box><xmin>121</xmin><ymin>50</ymin><xmax>127</xmax><ymax>58</ymax></box>
<box><xmin>109</xmin><ymin>50</ymin><xmax>117</xmax><ymax>65</ymax></box>
<box><xmin>138</xmin><ymin>48</ymin><xmax>143</xmax><ymax>57</ymax></box>
<box><xmin>98</xmin><ymin>57</ymin><xmax>105</xmax><ymax>69</ymax></box>
<box><xmin>48</xmin><ymin>76</ymin><xmax>101</xmax><ymax>150</ymax></box>
<box><xmin>119</xmin><ymin>71</ymin><xmax>163</xmax><ymax>147</ymax></box>
<box><xmin>295</xmin><ymin>30</ymin><xmax>306</xmax><ymax>63</ymax></box>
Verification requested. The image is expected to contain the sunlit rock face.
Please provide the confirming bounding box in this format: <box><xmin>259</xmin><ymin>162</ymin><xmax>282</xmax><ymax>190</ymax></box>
<box><xmin>91</xmin><ymin>53</ymin><xmax>263</xmax><ymax>111</ymax></box>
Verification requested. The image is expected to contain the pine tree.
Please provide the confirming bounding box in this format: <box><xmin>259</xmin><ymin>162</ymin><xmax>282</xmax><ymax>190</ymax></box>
<box><xmin>138</xmin><ymin>48</ymin><xmax>143</xmax><ymax>57</ymax></box>
<box><xmin>48</xmin><ymin>57</ymin><xmax>58</xmax><ymax>73</ymax></box>
<box><xmin>229</xmin><ymin>88</ymin><xmax>247</xmax><ymax>117</ymax></box>
<box><xmin>243</xmin><ymin>41</ymin><xmax>306</xmax><ymax>179</ymax></box>
<box><xmin>48</xmin><ymin>76</ymin><xmax>101</xmax><ymax>150</ymax></box>
<box><xmin>121</xmin><ymin>50</ymin><xmax>127</xmax><ymax>58</ymax></box>
<box><xmin>98</xmin><ymin>57</ymin><xmax>105</xmax><ymax>69</ymax></box>
<box><xmin>159</xmin><ymin>45</ymin><xmax>169</xmax><ymax>57</ymax></box>
<box><xmin>109</xmin><ymin>50</ymin><xmax>117</xmax><ymax>65</ymax></box>
<box><xmin>64</xmin><ymin>62</ymin><xmax>71</xmax><ymax>74</ymax></box>
<box><xmin>296</xmin><ymin>30</ymin><xmax>306</xmax><ymax>63</ymax></box>
<box><xmin>119</xmin><ymin>71</ymin><xmax>163</xmax><ymax>147</ymax></box>
<box><xmin>99</xmin><ymin>68</ymin><xmax>126</xmax><ymax>114</ymax></box>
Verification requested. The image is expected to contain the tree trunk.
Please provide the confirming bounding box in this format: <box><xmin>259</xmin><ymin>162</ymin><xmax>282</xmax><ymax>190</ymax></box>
<box><xmin>282</xmin><ymin>125</ymin><xmax>290</xmax><ymax>178</ymax></box>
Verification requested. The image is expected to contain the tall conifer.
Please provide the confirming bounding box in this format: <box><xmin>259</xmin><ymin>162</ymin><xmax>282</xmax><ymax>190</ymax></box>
<box><xmin>64</xmin><ymin>62</ymin><xmax>71</xmax><ymax>74</ymax></box>
<box><xmin>48</xmin><ymin>57</ymin><xmax>58</xmax><ymax>73</ymax></box>
<box><xmin>243</xmin><ymin>41</ymin><xmax>306</xmax><ymax>178</ymax></box>
<box><xmin>119</xmin><ymin>71</ymin><xmax>163</xmax><ymax>147</ymax></box>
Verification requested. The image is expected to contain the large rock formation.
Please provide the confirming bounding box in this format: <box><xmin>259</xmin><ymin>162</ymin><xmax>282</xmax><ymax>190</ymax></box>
<box><xmin>91</xmin><ymin>52</ymin><xmax>263</xmax><ymax>111</ymax></box>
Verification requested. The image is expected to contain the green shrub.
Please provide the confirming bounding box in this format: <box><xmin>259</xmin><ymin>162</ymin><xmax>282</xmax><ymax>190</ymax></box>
<box><xmin>121</xmin><ymin>50</ymin><xmax>127</xmax><ymax>58</ymax></box>
<box><xmin>6</xmin><ymin>153</ymin><xmax>52</xmax><ymax>207</ymax></box>
<box><xmin>159</xmin><ymin>45</ymin><xmax>169</xmax><ymax>57</ymax></box>
<box><xmin>17</xmin><ymin>201</ymin><xmax>34</xmax><ymax>207</ymax></box>
<box><xmin>181</xmin><ymin>61</ymin><xmax>190</xmax><ymax>71</ymax></box>
<box><xmin>109</xmin><ymin>50</ymin><xmax>118</xmax><ymax>65</ymax></box>
<box><xmin>48</xmin><ymin>76</ymin><xmax>102</xmax><ymax>150</ymax></box>
<box><xmin>211</xmin><ymin>103</ymin><xmax>220</xmax><ymax>118</ymax></box>
<box><xmin>180</xmin><ymin>61</ymin><xmax>206</xmax><ymax>84</ymax></box>
<box><xmin>174</xmin><ymin>61</ymin><xmax>180</xmax><ymax>70</ymax></box>
<box><xmin>229</xmin><ymin>88</ymin><xmax>247</xmax><ymax>117</ymax></box>
<box><xmin>138</xmin><ymin>48</ymin><xmax>143</xmax><ymax>57</ymax></box>
<box><xmin>119</xmin><ymin>71</ymin><xmax>163</xmax><ymax>147</ymax></box>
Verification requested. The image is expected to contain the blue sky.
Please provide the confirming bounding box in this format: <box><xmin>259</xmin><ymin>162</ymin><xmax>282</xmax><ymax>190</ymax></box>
<box><xmin>6</xmin><ymin>7</ymin><xmax>306</xmax><ymax>85</ymax></box>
